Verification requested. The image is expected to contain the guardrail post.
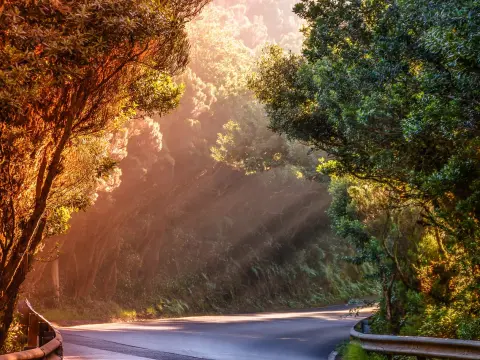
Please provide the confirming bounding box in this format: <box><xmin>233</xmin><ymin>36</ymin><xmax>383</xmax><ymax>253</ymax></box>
<box><xmin>361</xmin><ymin>319</ymin><xmax>370</xmax><ymax>334</ymax></box>
<box><xmin>27</xmin><ymin>312</ymin><xmax>39</xmax><ymax>348</ymax></box>
<box><xmin>38</xmin><ymin>322</ymin><xmax>53</xmax><ymax>346</ymax></box>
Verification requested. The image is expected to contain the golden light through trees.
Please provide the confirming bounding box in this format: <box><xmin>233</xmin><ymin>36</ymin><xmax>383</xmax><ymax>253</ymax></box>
<box><xmin>0</xmin><ymin>0</ymin><xmax>209</xmax><ymax>348</ymax></box>
<box><xmin>18</xmin><ymin>0</ymin><xmax>371</xmax><ymax>329</ymax></box>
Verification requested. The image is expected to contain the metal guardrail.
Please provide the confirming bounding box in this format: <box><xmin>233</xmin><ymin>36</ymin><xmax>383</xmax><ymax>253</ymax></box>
<box><xmin>0</xmin><ymin>300</ymin><xmax>63</xmax><ymax>360</ymax></box>
<box><xmin>351</xmin><ymin>318</ymin><xmax>480</xmax><ymax>360</ymax></box>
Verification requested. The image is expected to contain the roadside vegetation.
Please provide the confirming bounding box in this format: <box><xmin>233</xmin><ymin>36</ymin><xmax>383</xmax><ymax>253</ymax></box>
<box><xmin>250</xmin><ymin>0</ymin><xmax>480</xmax><ymax>342</ymax></box>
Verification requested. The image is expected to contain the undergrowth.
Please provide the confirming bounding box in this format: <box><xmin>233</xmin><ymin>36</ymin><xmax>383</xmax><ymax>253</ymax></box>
<box><xmin>29</xmin><ymin>233</ymin><xmax>378</xmax><ymax>325</ymax></box>
<box><xmin>34</xmin><ymin>280</ymin><xmax>376</xmax><ymax>326</ymax></box>
<box><xmin>0</xmin><ymin>315</ymin><xmax>25</xmax><ymax>354</ymax></box>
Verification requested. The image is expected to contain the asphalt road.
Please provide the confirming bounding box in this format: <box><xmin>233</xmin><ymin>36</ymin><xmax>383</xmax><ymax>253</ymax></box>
<box><xmin>62</xmin><ymin>304</ymin><xmax>372</xmax><ymax>360</ymax></box>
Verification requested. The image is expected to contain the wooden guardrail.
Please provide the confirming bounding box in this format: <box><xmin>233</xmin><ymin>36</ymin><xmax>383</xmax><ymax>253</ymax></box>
<box><xmin>0</xmin><ymin>300</ymin><xmax>63</xmax><ymax>360</ymax></box>
<box><xmin>351</xmin><ymin>318</ymin><xmax>480</xmax><ymax>360</ymax></box>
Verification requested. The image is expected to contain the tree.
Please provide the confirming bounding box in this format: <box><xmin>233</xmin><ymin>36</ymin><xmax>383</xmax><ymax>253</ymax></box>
<box><xmin>250</xmin><ymin>0</ymin><xmax>480</xmax><ymax>336</ymax></box>
<box><xmin>210</xmin><ymin>105</ymin><xmax>322</xmax><ymax>178</ymax></box>
<box><xmin>0</xmin><ymin>0</ymin><xmax>208</xmax><ymax>348</ymax></box>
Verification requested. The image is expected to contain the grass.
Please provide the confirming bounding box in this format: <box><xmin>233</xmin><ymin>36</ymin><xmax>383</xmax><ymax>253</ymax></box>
<box><xmin>344</xmin><ymin>342</ymin><xmax>370</xmax><ymax>360</ymax></box>
<box><xmin>41</xmin><ymin>308</ymin><xmax>86</xmax><ymax>323</ymax></box>
<box><xmin>37</xmin><ymin>299</ymin><xmax>137</xmax><ymax>326</ymax></box>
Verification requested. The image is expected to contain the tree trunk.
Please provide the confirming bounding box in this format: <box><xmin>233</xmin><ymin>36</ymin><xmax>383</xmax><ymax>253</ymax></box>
<box><xmin>384</xmin><ymin>286</ymin><xmax>393</xmax><ymax>323</ymax></box>
<box><xmin>51</xmin><ymin>259</ymin><xmax>60</xmax><ymax>302</ymax></box>
<box><xmin>0</xmin><ymin>113</ymin><xmax>74</xmax><ymax>349</ymax></box>
<box><xmin>383</xmin><ymin>272</ymin><xmax>396</xmax><ymax>329</ymax></box>
<box><xmin>0</xmin><ymin>289</ymin><xmax>17</xmax><ymax>350</ymax></box>
<box><xmin>0</xmin><ymin>218</ymin><xmax>46</xmax><ymax>348</ymax></box>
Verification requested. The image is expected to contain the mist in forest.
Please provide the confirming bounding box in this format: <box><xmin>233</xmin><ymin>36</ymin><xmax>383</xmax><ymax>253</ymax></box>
<box><xmin>24</xmin><ymin>0</ymin><xmax>370</xmax><ymax>319</ymax></box>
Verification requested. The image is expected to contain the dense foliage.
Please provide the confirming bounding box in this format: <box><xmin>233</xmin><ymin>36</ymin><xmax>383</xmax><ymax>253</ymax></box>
<box><xmin>251</xmin><ymin>0</ymin><xmax>480</xmax><ymax>339</ymax></box>
<box><xmin>24</xmin><ymin>0</ymin><xmax>373</xmax><ymax>321</ymax></box>
<box><xmin>0</xmin><ymin>0</ymin><xmax>208</xmax><ymax>349</ymax></box>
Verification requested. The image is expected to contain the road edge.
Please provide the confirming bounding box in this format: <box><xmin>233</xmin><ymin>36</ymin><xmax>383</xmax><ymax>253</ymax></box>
<box><xmin>328</xmin><ymin>350</ymin><xmax>338</xmax><ymax>360</ymax></box>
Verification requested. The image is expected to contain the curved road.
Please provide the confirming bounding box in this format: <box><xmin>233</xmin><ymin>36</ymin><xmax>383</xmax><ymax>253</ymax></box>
<box><xmin>62</xmin><ymin>304</ymin><xmax>371</xmax><ymax>360</ymax></box>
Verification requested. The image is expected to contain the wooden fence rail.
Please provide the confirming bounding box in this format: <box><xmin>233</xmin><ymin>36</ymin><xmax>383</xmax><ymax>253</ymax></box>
<box><xmin>0</xmin><ymin>300</ymin><xmax>63</xmax><ymax>360</ymax></box>
<box><xmin>351</xmin><ymin>319</ymin><xmax>480</xmax><ymax>360</ymax></box>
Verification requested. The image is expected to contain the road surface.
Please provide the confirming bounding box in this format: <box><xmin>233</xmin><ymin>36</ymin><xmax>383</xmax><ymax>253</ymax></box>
<box><xmin>62</xmin><ymin>304</ymin><xmax>371</xmax><ymax>360</ymax></box>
